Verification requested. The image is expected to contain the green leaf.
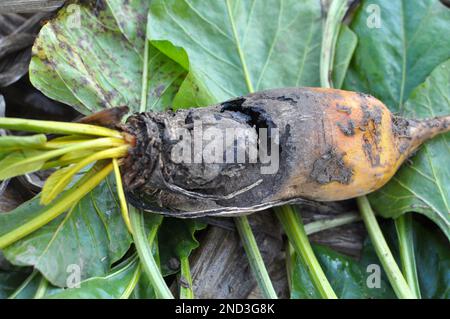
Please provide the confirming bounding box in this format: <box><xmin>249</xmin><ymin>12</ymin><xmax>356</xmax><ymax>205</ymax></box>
<box><xmin>0</xmin><ymin>134</ymin><xmax>47</xmax><ymax>152</ymax></box>
<box><xmin>369</xmin><ymin>59</ymin><xmax>450</xmax><ymax>239</ymax></box>
<box><xmin>1</xmin><ymin>176</ymin><xmax>132</xmax><ymax>287</ymax></box>
<box><xmin>0</xmin><ymin>198</ymin><xmax>47</xmax><ymax>238</ymax></box>
<box><xmin>332</xmin><ymin>25</ymin><xmax>357</xmax><ymax>90</ymax></box>
<box><xmin>343</xmin><ymin>0</ymin><xmax>450</xmax><ymax>112</ymax></box>
<box><xmin>44</xmin><ymin>218</ymin><xmax>162</xmax><ymax>299</ymax></box>
<box><xmin>291</xmin><ymin>241</ymin><xmax>396</xmax><ymax>299</ymax></box>
<box><xmin>158</xmin><ymin>218</ymin><xmax>206</xmax><ymax>276</ymax></box>
<box><xmin>0</xmin><ymin>150</ymin><xmax>47</xmax><ymax>180</ymax></box>
<box><xmin>149</xmin><ymin>0</ymin><xmax>356</xmax><ymax>103</ymax></box>
<box><xmin>30</xmin><ymin>1</ymin><xmax>186</xmax><ymax>114</ymax></box>
<box><xmin>47</xmin><ymin>256</ymin><xmax>141</xmax><ymax>299</ymax></box>
<box><xmin>45</xmin><ymin>249</ymin><xmax>160</xmax><ymax>299</ymax></box>
<box><xmin>147</xmin><ymin>44</ymin><xmax>187</xmax><ymax>112</ymax></box>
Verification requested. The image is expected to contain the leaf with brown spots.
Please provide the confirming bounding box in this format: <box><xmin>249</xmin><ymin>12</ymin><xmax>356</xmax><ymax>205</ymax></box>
<box><xmin>30</xmin><ymin>0</ymin><xmax>186</xmax><ymax>114</ymax></box>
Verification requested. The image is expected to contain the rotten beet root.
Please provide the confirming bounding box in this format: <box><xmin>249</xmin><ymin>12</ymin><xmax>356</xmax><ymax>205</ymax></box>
<box><xmin>118</xmin><ymin>87</ymin><xmax>449</xmax><ymax>217</ymax></box>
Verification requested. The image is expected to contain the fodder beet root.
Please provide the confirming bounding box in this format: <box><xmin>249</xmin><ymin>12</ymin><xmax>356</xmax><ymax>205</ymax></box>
<box><xmin>121</xmin><ymin>87</ymin><xmax>449</xmax><ymax>217</ymax></box>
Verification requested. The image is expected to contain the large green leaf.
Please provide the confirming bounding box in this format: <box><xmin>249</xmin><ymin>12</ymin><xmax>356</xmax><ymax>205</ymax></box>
<box><xmin>344</xmin><ymin>0</ymin><xmax>450</xmax><ymax>112</ymax></box>
<box><xmin>368</xmin><ymin>59</ymin><xmax>450</xmax><ymax>239</ymax></box>
<box><xmin>44</xmin><ymin>218</ymin><xmax>162</xmax><ymax>299</ymax></box>
<box><xmin>30</xmin><ymin>1</ymin><xmax>186</xmax><ymax>114</ymax></box>
<box><xmin>1</xmin><ymin>176</ymin><xmax>132</xmax><ymax>287</ymax></box>
<box><xmin>291</xmin><ymin>241</ymin><xmax>396</xmax><ymax>299</ymax></box>
<box><xmin>149</xmin><ymin>0</ymin><xmax>357</xmax><ymax>103</ymax></box>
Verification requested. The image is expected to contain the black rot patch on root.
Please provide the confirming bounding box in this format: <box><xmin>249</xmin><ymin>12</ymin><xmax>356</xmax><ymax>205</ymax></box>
<box><xmin>360</xmin><ymin>104</ymin><xmax>382</xmax><ymax>130</ymax></box>
<box><xmin>310</xmin><ymin>147</ymin><xmax>353</xmax><ymax>185</ymax></box>
<box><xmin>337</xmin><ymin>119</ymin><xmax>355</xmax><ymax>136</ymax></box>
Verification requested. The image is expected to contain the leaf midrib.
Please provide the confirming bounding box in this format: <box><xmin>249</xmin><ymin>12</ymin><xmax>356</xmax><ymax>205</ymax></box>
<box><xmin>255</xmin><ymin>0</ymin><xmax>283</xmax><ymax>90</ymax></box>
<box><xmin>225</xmin><ymin>0</ymin><xmax>254</xmax><ymax>93</ymax></box>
